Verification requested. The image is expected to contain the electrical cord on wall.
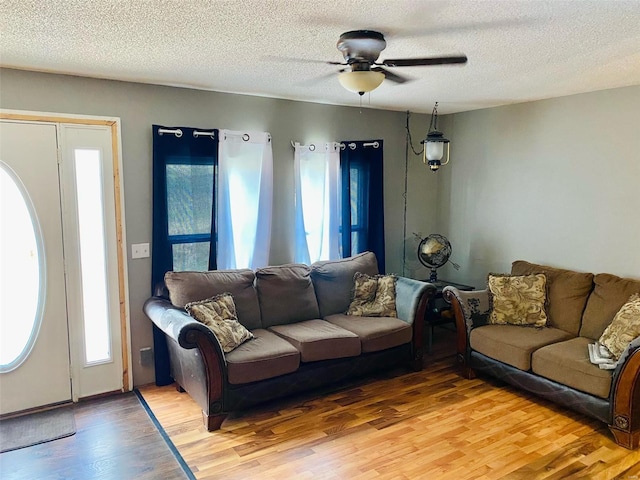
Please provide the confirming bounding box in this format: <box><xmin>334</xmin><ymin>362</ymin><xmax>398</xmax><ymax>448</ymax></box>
<box><xmin>402</xmin><ymin>111</ymin><xmax>425</xmax><ymax>277</ymax></box>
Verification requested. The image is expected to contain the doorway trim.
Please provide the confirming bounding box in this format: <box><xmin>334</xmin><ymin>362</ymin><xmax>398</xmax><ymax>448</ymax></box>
<box><xmin>1</xmin><ymin>109</ymin><xmax>132</xmax><ymax>394</ymax></box>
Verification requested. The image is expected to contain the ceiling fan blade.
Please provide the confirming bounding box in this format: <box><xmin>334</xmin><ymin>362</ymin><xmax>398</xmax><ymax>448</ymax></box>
<box><xmin>382</xmin><ymin>55</ymin><xmax>468</xmax><ymax>67</ymax></box>
<box><xmin>262</xmin><ymin>55</ymin><xmax>345</xmax><ymax>66</ymax></box>
<box><xmin>297</xmin><ymin>71</ymin><xmax>343</xmax><ymax>87</ymax></box>
<box><xmin>371</xmin><ymin>67</ymin><xmax>410</xmax><ymax>84</ymax></box>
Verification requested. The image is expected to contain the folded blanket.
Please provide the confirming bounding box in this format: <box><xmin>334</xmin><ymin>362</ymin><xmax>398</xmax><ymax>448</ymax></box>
<box><xmin>588</xmin><ymin>336</ymin><xmax>640</xmax><ymax>371</ymax></box>
<box><xmin>588</xmin><ymin>342</ymin><xmax>618</xmax><ymax>370</ymax></box>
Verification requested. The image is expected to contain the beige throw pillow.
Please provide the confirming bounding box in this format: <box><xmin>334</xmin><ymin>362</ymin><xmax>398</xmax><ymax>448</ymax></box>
<box><xmin>488</xmin><ymin>273</ymin><xmax>548</xmax><ymax>327</ymax></box>
<box><xmin>185</xmin><ymin>293</ymin><xmax>254</xmax><ymax>353</ymax></box>
<box><xmin>598</xmin><ymin>293</ymin><xmax>640</xmax><ymax>360</ymax></box>
<box><xmin>346</xmin><ymin>272</ymin><xmax>397</xmax><ymax>317</ymax></box>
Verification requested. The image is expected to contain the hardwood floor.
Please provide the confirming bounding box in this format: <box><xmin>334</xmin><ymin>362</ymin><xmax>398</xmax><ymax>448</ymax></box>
<box><xmin>139</xmin><ymin>329</ymin><xmax>640</xmax><ymax>480</ymax></box>
<box><xmin>0</xmin><ymin>392</ymin><xmax>188</xmax><ymax>480</ymax></box>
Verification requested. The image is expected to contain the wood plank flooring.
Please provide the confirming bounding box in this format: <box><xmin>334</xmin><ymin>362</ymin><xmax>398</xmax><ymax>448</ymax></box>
<box><xmin>139</xmin><ymin>329</ymin><xmax>640</xmax><ymax>479</ymax></box>
<box><xmin>0</xmin><ymin>392</ymin><xmax>188</xmax><ymax>480</ymax></box>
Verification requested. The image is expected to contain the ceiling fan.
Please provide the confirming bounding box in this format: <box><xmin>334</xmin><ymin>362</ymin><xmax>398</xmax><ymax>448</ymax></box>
<box><xmin>327</xmin><ymin>30</ymin><xmax>467</xmax><ymax>95</ymax></box>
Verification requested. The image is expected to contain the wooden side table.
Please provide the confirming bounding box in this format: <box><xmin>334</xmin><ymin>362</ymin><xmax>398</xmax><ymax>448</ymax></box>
<box><xmin>423</xmin><ymin>279</ymin><xmax>475</xmax><ymax>353</ymax></box>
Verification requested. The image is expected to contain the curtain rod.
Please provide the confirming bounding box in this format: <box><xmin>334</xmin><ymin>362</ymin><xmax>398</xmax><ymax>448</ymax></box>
<box><xmin>157</xmin><ymin>128</ymin><xmax>216</xmax><ymax>139</ymax></box>
<box><xmin>291</xmin><ymin>141</ymin><xmax>379</xmax><ymax>150</ymax></box>
<box><xmin>341</xmin><ymin>141</ymin><xmax>380</xmax><ymax>150</ymax></box>
<box><xmin>291</xmin><ymin>141</ymin><xmax>345</xmax><ymax>151</ymax></box>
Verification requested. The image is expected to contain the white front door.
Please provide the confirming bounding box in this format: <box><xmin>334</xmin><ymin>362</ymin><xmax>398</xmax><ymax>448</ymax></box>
<box><xmin>0</xmin><ymin>121</ymin><xmax>72</xmax><ymax>414</ymax></box>
<box><xmin>0</xmin><ymin>118</ymin><xmax>127</xmax><ymax>415</ymax></box>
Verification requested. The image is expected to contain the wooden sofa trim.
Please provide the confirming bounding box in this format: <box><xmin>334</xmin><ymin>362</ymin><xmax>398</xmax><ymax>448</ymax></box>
<box><xmin>610</xmin><ymin>347</ymin><xmax>640</xmax><ymax>449</ymax></box>
<box><xmin>443</xmin><ymin>288</ymin><xmax>475</xmax><ymax>378</ymax></box>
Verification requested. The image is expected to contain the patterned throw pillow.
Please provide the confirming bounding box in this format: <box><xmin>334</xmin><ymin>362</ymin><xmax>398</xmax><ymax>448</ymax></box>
<box><xmin>346</xmin><ymin>272</ymin><xmax>397</xmax><ymax>317</ymax></box>
<box><xmin>598</xmin><ymin>293</ymin><xmax>640</xmax><ymax>360</ymax></box>
<box><xmin>185</xmin><ymin>293</ymin><xmax>254</xmax><ymax>353</ymax></box>
<box><xmin>488</xmin><ymin>273</ymin><xmax>548</xmax><ymax>327</ymax></box>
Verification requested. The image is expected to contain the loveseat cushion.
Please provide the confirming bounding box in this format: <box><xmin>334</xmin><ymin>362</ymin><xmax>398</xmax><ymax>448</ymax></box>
<box><xmin>532</xmin><ymin>337</ymin><xmax>612</xmax><ymax>398</ymax></box>
<box><xmin>225</xmin><ymin>329</ymin><xmax>300</xmax><ymax>385</ymax></box>
<box><xmin>256</xmin><ymin>264</ymin><xmax>320</xmax><ymax>328</ymax></box>
<box><xmin>470</xmin><ymin>325</ymin><xmax>573</xmax><ymax>371</ymax></box>
<box><xmin>579</xmin><ymin>273</ymin><xmax>640</xmax><ymax>340</ymax></box>
<box><xmin>269</xmin><ymin>319</ymin><xmax>361</xmax><ymax>362</ymax></box>
<box><xmin>311</xmin><ymin>252</ymin><xmax>379</xmax><ymax>318</ymax></box>
<box><xmin>325</xmin><ymin>314</ymin><xmax>412</xmax><ymax>353</ymax></box>
<box><xmin>164</xmin><ymin>269</ymin><xmax>262</xmax><ymax>330</ymax></box>
<box><xmin>511</xmin><ymin>260</ymin><xmax>594</xmax><ymax>336</ymax></box>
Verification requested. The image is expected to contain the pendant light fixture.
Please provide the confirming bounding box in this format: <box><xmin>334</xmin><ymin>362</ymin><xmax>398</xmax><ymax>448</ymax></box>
<box><xmin>421</xmin><ymin>102</ymin><xmax>450</xmax><ymax>171</ymax></box>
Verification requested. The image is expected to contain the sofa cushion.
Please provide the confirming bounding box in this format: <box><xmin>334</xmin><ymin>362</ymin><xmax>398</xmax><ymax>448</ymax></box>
<box><xmin>311</xmin><ymin>252</ymin><xmax>379</xmax><ymax>318</ymax></box>
<box><xmin>488</xmin><ymin>273</ymin><xmax>548</xmax><ymax>327</ymax></box>
<box><xmin>580</xmin><ymin>273</ymin><xmax>640</xmax><ymax>340</ymax></box>
<box><xmin>598</xmin><ymin>293</ymin><xmax>640</xmax><ymax>360</ymax></box>
<box><xmin>511</xmin><ymin>260</ymin><xmax>594</xmax><ymax>336</ymax></box>
<box><xmin>470</xmin><ymin>325</ymin><xmax>573</xmax><ymax>371</ymax></box>
<box><xmin>225</xmin><ymin>329</ymin><xmax>300</xmax><ymax>385</ymax></box>
<box><xmin>165</xmin><ymin>269</ymin><xmax>262</xmax><ymax>330</ymax></box>
<box><xmin>255</xmin><ymin>264</ymin><xmax>320</xmax><ymax>328</ymax></box>
<box><xmin>346</xmin><ymin>273</ymin><xmax>397</xmax><ymax>317</ymax></box>
<box><xmin>269</xmin><ymin>319</ymin><xmax>361</xmax><ymax>362</ymax></box>
<box><xmin>325</xmin><ymin>314</ymin><xmax>412</xmax><ymax>353</ymax></box>
<box><xmin>532</xmin><ymin>337</ymin><xmax>613</xmax><ymax>399</ymax></box>
<box><xmin>185</xmin><ymin>293</ymin><xmax>254</xmax><ymax>353</ymax></box>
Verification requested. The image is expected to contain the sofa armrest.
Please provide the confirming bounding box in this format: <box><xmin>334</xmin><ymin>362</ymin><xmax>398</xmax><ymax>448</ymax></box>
<box><xmin>395</xmin><ymin>277</ymin><xmax>435</xmax><ymax>324</ymax></box>
<box><xmin>609</xmin><ymin>338</ymin><xmax>640</xmax><ymax>449</ymax></box>
<box><xmin>443</xmin><ymin>287</ymin><xmax>490</xmax><ymax>369</ymax></box>
<box><xmin>143</xmin><ymin>297</ymin><xmax>220</xmax><ymax>351</ymax></box>
<box><xmin>395</xmin><ymin>277</ymin><xmax>436</xmax><ymax>370</ymax></box>
<box><xmin>143</xmin><ymin>296</ymin><xmax>228</xmax><ymax>429</ymax></box>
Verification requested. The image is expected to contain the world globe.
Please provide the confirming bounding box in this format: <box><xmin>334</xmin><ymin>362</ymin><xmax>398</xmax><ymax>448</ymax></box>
<box><xmin>418</xmin><ymin>234</ymin><xmax>452</xmax><ymax>282</ymax></box>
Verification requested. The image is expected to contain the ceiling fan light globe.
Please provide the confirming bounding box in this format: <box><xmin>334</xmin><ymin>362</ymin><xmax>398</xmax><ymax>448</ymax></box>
<box><xmin>338</xmin><ymin>71</ymin><xmax>384</xmax><ymax>94</ymax></box>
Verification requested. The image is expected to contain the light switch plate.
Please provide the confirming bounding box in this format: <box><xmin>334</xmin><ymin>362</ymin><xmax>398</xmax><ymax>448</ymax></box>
<box><xmin>131</xmin><ymin>242</ymin><xmax>150</xmax><ymax>259</ymax></box>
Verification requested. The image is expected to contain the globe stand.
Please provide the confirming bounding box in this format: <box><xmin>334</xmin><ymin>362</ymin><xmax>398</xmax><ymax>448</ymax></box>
<box><xmin>429</xmin><ymin>268</ymin><xmax>439</xmax><ymax>283</ymax></box>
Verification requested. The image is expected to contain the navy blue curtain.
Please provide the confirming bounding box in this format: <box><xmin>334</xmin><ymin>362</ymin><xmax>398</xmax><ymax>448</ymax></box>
<box><xmin>152</xmin><ymin>125</ymin><xmax>218</xmax><ymax>385</ymax></box>
<box><xmin>340</xmin><ymin>140</ymin><xmax>386</xmax><ymax>273</ymax></box>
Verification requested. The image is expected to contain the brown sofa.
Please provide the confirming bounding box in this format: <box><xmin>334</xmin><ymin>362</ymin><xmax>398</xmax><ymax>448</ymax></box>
<box><xmin>144</xmin><ymin>252</ymin><xmax>434</xmax><ymax>430</ymax></box>
<box><xmin>443</xmin><ymin>260</ymin><xmax>640</xmax><ymax>449</ymax></box>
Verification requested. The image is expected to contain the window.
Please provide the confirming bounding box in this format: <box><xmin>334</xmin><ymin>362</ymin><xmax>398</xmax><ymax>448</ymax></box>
<box><xmin>294</xmin><ymin>140</ymin><xmax>385</xmax><ymax>271</ymax></box>
<box><xmin>152</xmin><ymin>126</ymin><xmax>273</xmax><ymax>286</ymax></box>
<box><xmin>340</xmin><ymin>140</ymin><xmax>386</xmax><ymax>272</ymax></box>
<box><xmin>151</xmin><ymin>126</ymin><xmax>218</xmax><ymax>289</ymax></box>
<box><xmin>0</xmin><ymin>162</ymin><xmax>44</xmax><ymax>372</ymax></box>
<box><xmin>166</xmin><ymin>161</ymin><xmax>215</xmax><ymax>272</ymax></box>
<box><xmin>74</xmin><ymin>149</ymin><xmax>111</xmax><ymax>364</ymax></box>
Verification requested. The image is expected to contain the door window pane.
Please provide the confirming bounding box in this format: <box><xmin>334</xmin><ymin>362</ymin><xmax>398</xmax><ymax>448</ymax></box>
<box><xmin>0</xmin><ymin>163</ymin><xmax>44</xmax><ymax>371</ymax></box>
<box><xmin>74</xmin><ymin>149</ymin><xmax>111</xmax><ymax>364</ymax></box>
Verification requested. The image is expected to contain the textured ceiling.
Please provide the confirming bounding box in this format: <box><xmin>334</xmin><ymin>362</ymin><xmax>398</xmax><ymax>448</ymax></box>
<box><xmin>1</xmin><ymin>0</ymin><xmax>639</xmax><ymax>114</ymax></box>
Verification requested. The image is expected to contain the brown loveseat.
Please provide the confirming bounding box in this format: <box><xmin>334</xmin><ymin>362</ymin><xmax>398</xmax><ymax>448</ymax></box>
<box><xmin>443</xmin><ymin>260</ymin><xmax>640</xmax><ymax>449</ymax></box>
<box><xmin>144</xmin><ymin>252</ymin><xmax>434</xmax><ymax>430</ymax></box>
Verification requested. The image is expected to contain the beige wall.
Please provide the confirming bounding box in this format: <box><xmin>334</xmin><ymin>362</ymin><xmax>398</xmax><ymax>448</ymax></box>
<box><xmin>0</xmin><ymin>68</ymin><xmax>439</xmax><ymax>386</ymax></box>
<box><xmin>437</xmin><ymin>85</ymin><xmax>640</xmax><ymax>287</ymax></box>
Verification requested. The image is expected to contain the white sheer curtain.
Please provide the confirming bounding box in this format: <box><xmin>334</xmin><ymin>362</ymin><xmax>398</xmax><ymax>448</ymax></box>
<box><xmin>217</xmin><ymin>130</ymin><xmax>273</xmax><ymax>269</ymax></box>
<box><xmin>293</xmin><ymin>142</ymin><xmax>340</xmax><ymax>264</ymax></box>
